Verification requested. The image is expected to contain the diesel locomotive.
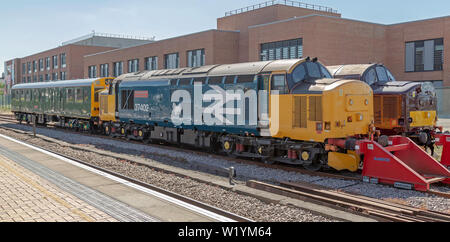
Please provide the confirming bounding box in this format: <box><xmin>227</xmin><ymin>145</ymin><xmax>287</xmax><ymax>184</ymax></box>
<box><xmin>98</xmin><ymin>58</ymin><xmax>374</xmax><ymax>172</ymax></box>
<box><xmin>10</xmin><ymin>58</ymin><xmax>374</xmax><ymax>172</ymax></box>
<box><xmin>327</xmin><ymin>64</ymin><xmax>438</xmax><ymax>151</ymax></box>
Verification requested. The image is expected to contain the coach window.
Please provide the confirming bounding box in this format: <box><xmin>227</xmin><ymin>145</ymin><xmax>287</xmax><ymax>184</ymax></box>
<box><xmin>76</xmin><ymin>89</ymin><xmax>83</xmax><ymax>103</ymax></box>
<box><xmin>84</xmin><ymin>89</ymin><xmax>89</xmax><ymax>102</ymax></box>
<box><xmin>67</xmin><ymin>89</ymin><xmax>74</xmax><ymax>103</ymax></box>
<box><xmin>271</xmin><ymin>74</ymin><xmax>288</xmax><ymax>94</ymax></box>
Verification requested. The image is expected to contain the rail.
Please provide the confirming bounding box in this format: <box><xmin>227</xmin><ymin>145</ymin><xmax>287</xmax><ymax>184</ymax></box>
<box><xmin>247</xmin><ymin>180</ymin><xmax>450</xmax><ymax>222</ymax></box>
<box><xmin>225</xmin><ymin>0</ymin><xmax>338</xmax><ymax>17</ymax></box>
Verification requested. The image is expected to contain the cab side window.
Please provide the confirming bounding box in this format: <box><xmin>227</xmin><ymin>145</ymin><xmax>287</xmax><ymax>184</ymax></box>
<box><xmin>364</xmin><ymin>68</ymin><xmax>378</xmax><ymax>86</ymax></box>
<box><xmin>271</xmin><ymin>74</ymin><xmax>288</xmax><ymax>94</ymax></box>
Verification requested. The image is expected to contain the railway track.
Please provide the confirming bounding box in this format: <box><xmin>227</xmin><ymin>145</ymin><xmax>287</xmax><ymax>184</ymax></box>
<box><xmin>0</xmin><ymin>130</ymin><xmax>253</xmax><ymax>222</ymax></box>
<box><xmin>1</xmin><ymin>113</ymin><xmax>449</xmax><ymax>201</ymax></box>
<box><xmin>247</xmin><ymin>180</ymin><xmax>450</xmax><ymax>222</ymax></box>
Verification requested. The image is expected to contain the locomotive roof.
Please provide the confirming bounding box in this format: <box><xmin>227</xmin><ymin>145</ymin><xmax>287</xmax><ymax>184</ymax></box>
<box><xmin>12</xmin><ymin>78</ymin><xmax>100</xmax><ymax>89</ymax></box>
<box><xmin>327</xmin><ymin>64</ymin><xmax>378</xmax><ymax>77</ymax></box>
<box><xmin>116</xmin><ymin>59</ymin><xmax>309</xmax><ymax>83</ymax></box>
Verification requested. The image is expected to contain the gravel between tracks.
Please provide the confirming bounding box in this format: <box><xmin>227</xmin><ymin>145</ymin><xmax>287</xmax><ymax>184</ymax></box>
<box><xmin>1</xmin><ymin>122</ymin><xmax>450</xmax><ymax>215</ymax></box>
<box><xmin>0</xmin><ymin>124</ymin><xmax>337</xmax><ymax>222</ymax></box>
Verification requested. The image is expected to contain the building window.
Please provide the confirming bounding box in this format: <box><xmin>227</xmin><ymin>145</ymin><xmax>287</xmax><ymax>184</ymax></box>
<box><xmin>27</xmin><ymin>62</ymin><xmax>31</xmax><ymax>73</ymax></box>
<box><xmin>145</xmin><ymin>56</ymin><xmax>158</xmax><ymax>71</ymax></box>
<box><xmin>60</xmin><ymin>72</ymin><xmax>67</xmax><ymax>80</ymax></box>
<box><xmin>33</xmin><ymin>61</ymin><xmax>37</xmax><ymax>73</ymax></box>
<box><xmin>260</xmin><ymin>38</ymin><xmax>303</xmax><ymax>61</ymax></box>
<box><xmin>165</xmin><ymin>53</ymin><xmax>179</xmax><ymax>69</ymax></box>
<box><xmin>187</xmin><ymin>49</ymin><xmax>205</xmax><ymax>68</ymax></box>
<box><xmin>52</xmin><ymin>55</ymin><xmax>58</xmax><ymax>69</ymax></box>
<box><xmin>45</xmin><ymin>74</ymin><xmax>50</xmax><ymax>81</ymax></box>
<box><xmin>52</xmin><ymin>73</ymin><xmax>58</xmax><ymax>81</ymax></box>
<box><xmin>128</xmin><ymin>59</ymin><xmax>139</xmax><ymax>73</ymax></box>
<box><xmin>39</xmin><ymin>75</ymin><xmax>43</xmax><ymax>82</ymax></box>
<box><xmin>113</xmin><ymin>62</ymin><xmax>123</xmax><ymax>77</ymax></box>
<box><xmin>39</xmin><ymin>59</ymin><xmax>44</xmax><ymax>71</ymax></box>
<box><xmin>22</xmin><ymin>63</ymin><xmax>26</xmax><ymax>75</ymax></box>
<box><xmin>60</xmin><ymin>53</ymin><xmax>67</xmax><ymax>68</ymax></box>
<box><xmin>405</xmin><ymin>38</ymin><xmax>443</xmax><ymax>72</ymax></box>
<box><xmin>100</xmin><ymin>64</ymin><xmax>109</xmax><ymax>77</ymax></box>
<box><xmin>46</xmin><ymin>57</ymin><xmax>50</xmax><ymax>70</ymax></box>
<box><xmin>33</xmin><ymin>75</ymin><xmax>37</xmax><ymax>82</ymax></box>
<box><xmin>88</xmin><ymin>65</ymin><xmax>97</xmax><ymax>78</ymax></box>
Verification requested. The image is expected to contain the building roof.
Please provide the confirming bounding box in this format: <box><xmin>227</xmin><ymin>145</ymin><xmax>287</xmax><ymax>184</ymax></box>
<box><xmin>61</xmin><ymin>32</ymin><xmax>155</xmax><ymax>48</ymax></box>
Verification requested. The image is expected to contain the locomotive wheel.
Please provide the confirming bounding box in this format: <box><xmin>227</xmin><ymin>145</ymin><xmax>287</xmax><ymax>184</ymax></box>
<box><xmin>302</xmin><ymin>155</ymin><xmax>323</xmax><ymax>172</ymax></box>
<box><xmin>303</xmin><ymin>160</ymin><xmax>322</xmax><ymax>172</ymax></box>
<box><xmin>222</xmin><ymin>140</ymin><xmax>235</xmax><ymax>157</ymax></box>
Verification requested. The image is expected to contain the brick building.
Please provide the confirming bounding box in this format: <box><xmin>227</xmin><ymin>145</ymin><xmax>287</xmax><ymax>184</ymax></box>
<box><xmin>4</xmin><ymin>32</ymin><xmax>154</xmax><ymax>85</ymax></box>
<box><xmin>83</xmin><ymin>2</ymin><xmax>448</xmax><ymax>88</ymax></box>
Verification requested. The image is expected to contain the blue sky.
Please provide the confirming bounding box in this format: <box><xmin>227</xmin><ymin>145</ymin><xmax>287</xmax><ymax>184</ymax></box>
<box><xmin>2</xmin><ymin>0</ymin><xmax>450</xmax><ymax>73</ymax></box>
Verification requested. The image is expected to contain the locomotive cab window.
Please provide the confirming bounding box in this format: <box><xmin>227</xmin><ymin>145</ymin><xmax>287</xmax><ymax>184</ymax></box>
<box><xmin>386</xmin><ymin>68</ymin><xmax>396</xmax><ymax>82</ymax></box>
<box><xmin>365</xmin><ymin>68</ymin><xmax>378</xmax><ymax>86</ymax></box>
<box><xmin>290</xmin><ymin>62</ymin><xmax>332</xmax><ymax>88</ymax></box>
<box><xmin>271</xmin><ymin>74</ymin><xmax>288</xmax><ymax>94</ymax></box>
<box><xmin>121</xmin><ymin>90</ymin><xmax>134</xmax><ymax>110</ymax></box>
<box><xmin>375</xmin><ymin>66</ymin><xmax>389</xmax><ymax>82</ymax></box>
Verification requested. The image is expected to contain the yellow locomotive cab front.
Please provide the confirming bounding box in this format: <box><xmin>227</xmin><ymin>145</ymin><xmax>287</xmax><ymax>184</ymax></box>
<box><xmin>270</xmin><ymin>79</ymin><xmax>373</xmax><ymax>143</ymax></box>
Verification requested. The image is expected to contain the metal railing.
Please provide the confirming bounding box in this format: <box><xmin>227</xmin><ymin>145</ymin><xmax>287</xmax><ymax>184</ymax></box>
<box><xmin>62</xmin><ymin>31</ymin><xmax>155</xmax><ymax>46</ymax></box>
<box><xmin>225</xmin><ymin>0</ymin><xmax>338</xmax><ymax>17</ymax></box>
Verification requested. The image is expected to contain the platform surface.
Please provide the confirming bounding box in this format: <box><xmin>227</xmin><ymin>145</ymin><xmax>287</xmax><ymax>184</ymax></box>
<box><xmin>0</xmin><ymin>135</ymin><xmax>218</xmax><ymax>222</ymax></box>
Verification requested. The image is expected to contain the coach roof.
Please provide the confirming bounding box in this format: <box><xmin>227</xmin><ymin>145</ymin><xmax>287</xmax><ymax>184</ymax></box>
<box><xmin>12</xmin><ymin>78</ymin><xmax>99</xmax><ymax>89</ymax></box>
<box><xmin>117</xmin><ymin>58</ymin><xmax>309</xmax><ymax>83</ymax></box>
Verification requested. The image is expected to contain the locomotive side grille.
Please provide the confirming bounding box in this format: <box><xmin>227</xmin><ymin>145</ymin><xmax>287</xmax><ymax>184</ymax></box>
<box><xmin>293</xmin><ymin>96</ymin><xmax>307</xmax><ymax>128</ymax></box>
<box><xmin>309</xmin><ymin>96</ymin><xmax>323</xmax><ymax>121</ymax></box>
<box><xmin>383</xmin><ymin>96</ymin><xmax>399</xmax><ymax>119</ymax></box>
<box><xmin>100</xmin><ymin>95</ymin><xmax>108</xmax><ymax>115</ymax></box>
<box><xmin>374</xmin><ymin>96</ymin><xmax>382</xmax><ymax>124</ymax></box>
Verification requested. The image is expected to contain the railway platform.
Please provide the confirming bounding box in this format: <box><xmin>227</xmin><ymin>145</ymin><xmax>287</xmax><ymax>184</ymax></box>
<box><xmin>0</xmin><ymin>134</ymin><xmax>225</xmax><ymax>222</ymax></box>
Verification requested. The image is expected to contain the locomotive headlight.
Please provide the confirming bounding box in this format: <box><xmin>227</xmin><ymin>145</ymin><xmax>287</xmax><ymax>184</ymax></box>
<box><xmin>357</xmin><ymin>114</ymin><xmax>363</xmax><ymax>121</ymax></box>
<box><xmin>349</xmin><ymin>99</ymin><xmax>354</xmax><ymax>105</ymax></box>
<box><xmin>427</xmin><ymin>112</ymin><xmax>431</xmax><ymax>118</ymax></box>
<box><xmin>365</xmin><ymin>99</ymin><xmax>369</xmax><ymax>106</ymax></box>
<box><xmin>411</xmin><ymin>91</ymin><xmax>416</xmax><ymax>98</ymax></box>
